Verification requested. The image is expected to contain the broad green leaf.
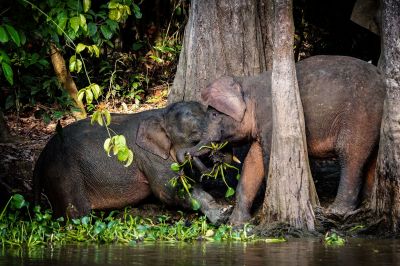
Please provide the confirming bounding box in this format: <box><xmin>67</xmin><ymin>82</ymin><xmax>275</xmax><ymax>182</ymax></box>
<box><xmin>108</xmin><ymin>1</ymin><xmax>119</xmax><ymax>9</ymax></box>
<box><xmin>104</xmin><ymin>138</ymin><xmax>112</xmax><ymax>155</ymax></box>
<box><xmin>190</xmin><ymin>198</ymin><xmax>201</xmax><ymax>211</ymax></box>
<box><xmin>56</xmin><ymin>12</ymin><xmax>68</xmax><ymax>35</ymax></box>
<box><xmin>0</xmin><ymin>50</ymin><xmax>10</xmax><ymax>63</ymax></box>
<box><xmin>100</xmin><ymin>25</ymin><xmax>112</xmax><ymax>40</ymax></box>
<box><xmin>170</xmin><ymin>163</ymin><xmax>180</xmax><ymax>172</ymax></box>
<box><xmin>11</xmin><ymin>194</ymin><xmax>28</xmax><ymax>209</ymax></box>
<box><xmin>87</xmin><ymin>22</ymin><xmax>97</xmax><ymax>36</ymax></box>
<box><xmin>91</xmin><ymin>45</ymin><xmax>100</xmax><ymax>57</ymax></box>
<box><xmin>103</xmin><ymin>110</ymin><xmax>111</xmax><ymax>126</ymax></box>
<box><xmin>116</xmin><ymin>135</ymin><xmax>126</xmax><ymax>147</ymax></box>
<box><xmin>225</xmin><ymin>187</ymin><xmax>235</xmax><ymax>198</ymax></box>
<box><xmin>83</xmin><ymin>0</ymin><xmax>91</xmax><ymax>12</ymax></box>
<box><xmin>79</xmin><ymin>14</ymin><xmax>87</xmax><ymax>27</ymax></box>
<box><xmin>77</xmin><ymin>89</ymin><xmax>85</xmax><ymax>102</ymax></box>
<box><xmin>90</xmin><ymin>83</ymin><xmax>101</xmax><ymax>99</ymax></box>
<box><xmin>81</xmin><ymin>216</ymin><xmax>90</xmax><ymax>225</ymax></box>
<box><xmin>117</xmin><ymin>147</ymin><xmax>129</xmax><ymax>161</ymax></box>
<box><xmin>96</xmin><ymin>112</ymin><xmax>103</xmax><ymax>126</ymax></box>
<box><xmin>124</xmin><ymin>149</ymin><xmax>134</xmax><ymax>167</ymax></box>
<box><xmin>91</xmin><ymin>111</ymin><xmax>98</xmax><ymax>125</ymax></box>
<box><xmin>0</xmin><ymin>26</ymin><xmax>9</xmax><ymax>43</ymax></box>
<box><xmin>1</xmin><ymin>62</ymin><xmax>13</xmax><ymax>85</ymax></box>
<box><xmin>4</xmin><ymin>24</ymin><xmax>20</xmax><ymax>46</ymax></box>
<box><xmin>69</xmin><ymin>17</ymin><xmax>80</xmax><ymax>33</ymax></box>
<box><xmin>85</xmin><ymin>88</ymin><xmax>93</xmax><ymax>103</ymax></box>
<box><xmin>76</xmin><ymin>58</ymin><xmax>83</xmax><ymax>73</ymax></box>
<box><xmin>109</xmin><ymin>9</ymin><xmax>121</xmax><ymax>21</ymax></box>
<box><xmin>76</xmin><ymin>43</ymin><xmax>86</xmax><ymax>53</ymax></box>
<box><xmin>69</xmin><ymin>55</ymin><xmax>77</xmax><ymax>72</ymax></box>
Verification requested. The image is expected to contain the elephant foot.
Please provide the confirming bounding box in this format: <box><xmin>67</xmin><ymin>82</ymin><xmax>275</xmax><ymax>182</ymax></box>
<box><xmin>228</xmin><ymin>208</ymin><xmax>251</xmax><ymax>227</ymax></box>
<box><xmin>326</xmin><ymin>201</ymin><xmax>355</xmax><ymax>218</ymax></box>
<box><xmin>204</xmin><ymin>205</ymin><xmax>234</xmax><ymax>225</ymax></box>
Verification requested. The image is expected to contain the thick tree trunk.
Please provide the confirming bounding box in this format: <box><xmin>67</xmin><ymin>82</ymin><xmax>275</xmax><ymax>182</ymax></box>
<box><xmin>261</xmin><ymin>0</ymin><xmax>318</xmax><ymax>230</ymax></box>
<box><xmin>50</xmin><ymin>44</ymin><xmax>86</xmax><ymax>119</ymax></box>
<box><xmin>168</xmin><ymin>0</ymin><xmax>274</xmax><ymax>103</ymax></box>
<box><xmin>370</xmin><ymin>0</ymin><xmax>400</xmax><ymax>232</ymax></box>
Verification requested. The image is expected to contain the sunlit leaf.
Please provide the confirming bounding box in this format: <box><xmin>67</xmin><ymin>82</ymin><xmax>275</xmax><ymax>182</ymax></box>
<box><xmin>103</xmin><ymin>110</ymin><xmax>111</xmax><ymax>126</ymax></box>
<box><xmin>56</xmin><ymin>12</ymin><xmax>68</xmax><ymax>35</ymax></box>
<box><xmin>76</xmin><ymin>58</ymin><xmax>83</xmax><ymax>73</ymax></box>
<box><xmin>77</xmin><ymin>89</ymin><xmax>85</xmax><ymax>102</ymax></box>
<box><xmin>69</xmin><ymin>17</ymin><xmax>80</xmax><ymax>33</ymax></box>
<box><xmin>225</xmin><ymin>187</ymin><xmax>235</xmax><ymax>198</ymax></box>
<box><xmin>117</xmin><ymin>147</ymin><xmax>129</xmax><ymax>161</ymax></box>
<box><xmin>124</xmin><ymin>149</ymin><xmax>134</xmax><ymax>167</ymax></box>
<box><xmin>83</xmin><ymin>0</ymin><xmax>91</xmax><ymax>12</ymax></box>
<box><xmin>170</xmin><ymin>163</ymin><xmax>180</xmax><ymax>172</ymax></box>
<box><xmin>103</xmin><ymin>138</ymin><xmax>112</xmax><ymax>156</ymax></box>
<box><xmin>190</xmin><ymin>198</ymin><xmax>201</xmax><ymax>210</ymax></box>
<box><xmin>76</xmin><ymin>43</ymin><xmax>86</xmax><ymax>53</ymax></box>
<box><xmin>85</xmin><ymin>88</ymin><xmax>93</xmax><ymax>104</ymax></box>
<box><xmin>91</xmin><ymin>111</ymin><xmax>99</xmax><ymax>125</ymax></box>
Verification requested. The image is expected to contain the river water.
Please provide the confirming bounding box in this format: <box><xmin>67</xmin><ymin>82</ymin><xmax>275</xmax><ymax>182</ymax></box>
<box><xmin>1</xmin><ymin>238</ymin><xmax>400</xmax><ymax>266</ymax></box>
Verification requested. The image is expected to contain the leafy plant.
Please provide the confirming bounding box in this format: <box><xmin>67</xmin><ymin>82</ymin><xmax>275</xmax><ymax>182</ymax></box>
<box><xmin>324</xmin><ymin>232</ymin><xmax>346</xmax><ymax>246</ymax></box>
<box><xmin>199</xmin><ymin>142</ymin><xmax>241</xmax><ymax>198</ymax></box>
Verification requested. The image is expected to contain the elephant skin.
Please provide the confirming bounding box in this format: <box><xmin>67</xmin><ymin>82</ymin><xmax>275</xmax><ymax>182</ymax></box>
<box><xmin>178</xmin><ymin>55</ymin><xmax>385</xmax><ymax>225</ymax></box>
<box><xmin>33</xmin><ymin>102</ymin><xmax>232</xmax><ymax>224</ymax></box>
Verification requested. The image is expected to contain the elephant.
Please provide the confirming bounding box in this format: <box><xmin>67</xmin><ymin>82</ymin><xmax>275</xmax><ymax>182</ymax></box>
<box><xmin>33</xmin><ymin>101</ymin><xmax>232</xmax><ymax>224</ymax></box>
<box><xmin>177</xmin><ymin>55</ymin><xmax>386</xmax><ymax>225</ymax></box>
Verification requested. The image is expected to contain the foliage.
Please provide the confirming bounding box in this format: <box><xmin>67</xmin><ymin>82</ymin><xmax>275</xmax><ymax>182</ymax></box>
<box><xmin>199</xmin><ymin>142</ymin><xmax>241</xmax><ymax>198</ymax></box>
<box><xmin>0</xmin><ymin>194</ymin><xmax>259</xmax><ymax>248</ymax></box>
<box><xmin>324</xmin><ymin>232</ymin><xmax>346</xmax><ymax>246</ymax></box>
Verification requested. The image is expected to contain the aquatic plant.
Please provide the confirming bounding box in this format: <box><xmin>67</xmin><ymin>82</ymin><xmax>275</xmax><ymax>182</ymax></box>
<box><xmin>0</xmin><ymin>194</ymin><xmax>260</xmax><ymax>248</ymax></box>
<box><xmin>324</xmin><ymin>232</ymin><xmax>346</xmax><ymax>246</ymax></box>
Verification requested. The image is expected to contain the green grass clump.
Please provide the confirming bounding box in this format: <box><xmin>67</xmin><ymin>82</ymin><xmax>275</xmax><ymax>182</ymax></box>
<box><xmin>324</xmin><ymin>232</ymin><xmax>346</xmax><ymax>246</ymax></box>
<box><xmin>0</xmin><ymin>194</ymin><xmax>257</xmax><ymax>248</ymax></box>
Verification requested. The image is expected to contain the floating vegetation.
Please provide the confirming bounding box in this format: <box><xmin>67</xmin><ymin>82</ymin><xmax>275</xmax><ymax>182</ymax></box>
<box><xmin>324</xmin><ymin>232</ymin><xmax>346</xmax><ymax>246</ymax></box>
<box><xmin>0</xmin><ymin>194</ymin><xmax>262</xmax><ymax>248</ymax></box>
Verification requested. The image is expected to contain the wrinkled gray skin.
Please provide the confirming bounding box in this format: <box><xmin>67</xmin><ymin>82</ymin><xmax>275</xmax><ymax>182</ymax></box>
<box><xmin>178</xmin><ymin>56</ymin><xmax>386</xmax><ymax>225</ymax></box>
<box><xmin>33</xmin><ymin>102</ymin><xmax>232</xmax><ymax>224</ymax></box>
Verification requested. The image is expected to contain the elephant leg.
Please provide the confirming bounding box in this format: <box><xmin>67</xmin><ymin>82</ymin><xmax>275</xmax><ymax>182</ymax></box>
<box><xmin>191</xmin><ymin>186</ymin><xmax>233</xmax><ymax>225</ymax></box>
<box><xmin>229</xmin><ymin>141</ymin><xmax>265</xmax><ymax>226</ymax></box>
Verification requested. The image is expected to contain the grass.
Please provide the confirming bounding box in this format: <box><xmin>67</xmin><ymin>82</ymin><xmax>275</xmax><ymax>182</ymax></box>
<box><xmin>0</xmin><ymin>194</ymin><xmax>261</xmax><ymax>248</ymax></box>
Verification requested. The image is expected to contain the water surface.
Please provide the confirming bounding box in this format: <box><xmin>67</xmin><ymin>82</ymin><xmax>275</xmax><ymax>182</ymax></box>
<box><xmin>1</xmin><ymin>238</ymin><xmax>400</xmax><ymax>265</ymax></box>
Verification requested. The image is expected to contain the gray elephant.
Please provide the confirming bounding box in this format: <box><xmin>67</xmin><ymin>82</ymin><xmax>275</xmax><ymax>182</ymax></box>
<box><xmin>177</xmin><ymin>56</ymin><xmax>385</xmax><ymax>225</ymax></box>
<box><xmin>33</xmin><ymin>101</ymin><xmax>231</xmax><ymax>224</ymax></box>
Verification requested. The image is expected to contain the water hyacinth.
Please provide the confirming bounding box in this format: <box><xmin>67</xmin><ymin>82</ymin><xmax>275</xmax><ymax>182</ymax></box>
<box><xmin>0</xmin><ymin>194</ymin><xmax>257</xmax><ymax>248</ymax></box>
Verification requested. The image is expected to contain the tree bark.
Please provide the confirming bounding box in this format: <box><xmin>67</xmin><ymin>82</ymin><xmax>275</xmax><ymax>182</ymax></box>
<box><xmin>168</xmin><ymin>0</ymin><xmax>274</xmax><ymax>104</ymax></box>
<box><xmin>50</xmin><ymin>44</ymin><xmax>86</xmax><ymax>119</ymax></box>
<box><xmin>370</xmin><ymin>0</ymin><xmax>400</xmax><ymax>232</ymax></box>
<box><xmin>261</xmin><ymin>0</ymin><xmax>318</xmax><ymax>230</ymax></box>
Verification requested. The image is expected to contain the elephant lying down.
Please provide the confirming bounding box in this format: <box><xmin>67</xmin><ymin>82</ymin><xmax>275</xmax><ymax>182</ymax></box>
<box><xmin>178</xmin><ymin>55</ymin><xmax>386</xmax><ymax>225</ymax></box>
<box><xmin>33</xmin><ymin>102</ymin><xmax>232</xmax><ymax>224</ymax></box>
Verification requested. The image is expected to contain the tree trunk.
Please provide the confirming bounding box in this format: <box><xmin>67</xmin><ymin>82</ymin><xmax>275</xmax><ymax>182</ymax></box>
<box><xmin>261</xmin><ymin>0</ymin><xmax>318</xmax><ymax>230</ymax></box>
<box><xmin>370</xmin><ymin>0</ymin><xmax>400</xmax><ymax>232</ymax></box>
<box><xmin>168</xmin><ymin>0</ymin><xmax>274</xmax><ymax>104</ymax></box>
<box><xmin>50</xmin><ymin>44</ymin><xmax>87</xmax><ymax>119</ymax></box>
<box><xmin>0</xmin><ymin>110</ymin><xmax>13</xmax><ymax>143</ymax></box>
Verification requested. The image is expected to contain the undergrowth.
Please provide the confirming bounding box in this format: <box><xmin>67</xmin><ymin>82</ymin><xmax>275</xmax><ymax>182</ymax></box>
<box><xmin>0</xmin><ymin>194</ymin><xmax>261</xmax><ymax>248</ymax></box>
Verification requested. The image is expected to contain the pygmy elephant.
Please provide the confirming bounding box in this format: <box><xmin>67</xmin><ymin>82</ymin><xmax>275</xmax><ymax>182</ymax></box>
<box><xmin>33</xmin><ymin>102</ymin><xmax>231</xmax><ymax>224</ymax></box>
<box><xmin>178</xmin><ymin>55</ymin><xmax>386</xmax><ymax>225</ymax></box>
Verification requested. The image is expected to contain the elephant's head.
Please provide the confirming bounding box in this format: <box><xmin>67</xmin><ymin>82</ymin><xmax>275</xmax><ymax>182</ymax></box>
<box><xmin>176</xmin><ymin>77</ymin><xmax>254</xmax><ymax>165</ymax></box>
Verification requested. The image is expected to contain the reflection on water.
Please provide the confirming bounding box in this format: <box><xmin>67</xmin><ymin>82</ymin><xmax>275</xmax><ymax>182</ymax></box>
<box><xmin>1</xmin><ymin>239</ymin><xmax>400</xmax><ymax>266</ymax></box>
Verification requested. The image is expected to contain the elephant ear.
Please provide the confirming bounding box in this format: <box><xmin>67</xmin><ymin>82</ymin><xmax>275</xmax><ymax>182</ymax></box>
<box><xmin>201</xmin><ymin>76</ymin><xmax>246</xmax><ymax>122</ymax></box>
<box><xmin>136</xmin><ymin>116</ymin><xmax>171</xmax><ymax>160</ymax></box>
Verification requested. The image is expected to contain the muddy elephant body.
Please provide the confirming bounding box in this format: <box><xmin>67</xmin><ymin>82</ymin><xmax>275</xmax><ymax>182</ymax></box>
<box><xmin>179</xmin><ymin>55</ymin><xmax>386</xmax><ymax>225</ymax></box>
<box><xmin>33</xmin><ymin>102</ymin><xmax>231</xmax><ymax>223</ymax></box>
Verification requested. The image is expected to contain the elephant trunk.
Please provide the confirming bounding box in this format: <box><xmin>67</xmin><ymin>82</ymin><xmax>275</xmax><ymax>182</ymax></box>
<box><xmin>176</xmin><ymin>141</ymin><xmax>213</xmax><ymax>173</ymax></box>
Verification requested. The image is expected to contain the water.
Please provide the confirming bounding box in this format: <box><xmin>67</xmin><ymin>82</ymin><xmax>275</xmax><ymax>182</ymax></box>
<box><xmin>1</xmin><ymin>239</ymin><xmax>400</xmax><ymax>266</ymax></box>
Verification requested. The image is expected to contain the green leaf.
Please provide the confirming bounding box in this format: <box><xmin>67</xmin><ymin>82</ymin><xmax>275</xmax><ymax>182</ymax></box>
<box><xmin>108</xmin><ymin>1</ymin><xmax>119</xmax><ymax>9</ymax></box>
<box><xmin>100</xmin><ymin>25</ymin><xmax>112</xmax><ymax>40</ymax></box>
<box><xmin>133</xmin><ymin>4</ymin><xmax>142</xmax><ymax>19</ymax></box>
<box><xmin>96</xmin><ymin>112</ymin><xmax>103</xmax><ymax>126</ymax></box>
<box><xmin>190</xmin><ymin>198</ymin><xmax>201</xmax><ymax>211</ymax></box>
<box><xmin>0</xmin><ymin>50</ymin><xmax>11</xmax><ymax>63</ymax></box>
<box><xmin>124</xmin><ymin>149</ymin><xmax>134</xmax><ymax>167</ymax></box>
<box><xmin>83</xmin><ymin>0</ymin><xmax>91</xmax><ymax>12</ymax></box>
<box><xmin>77</xmin><ymin>89</ymin><xmax>85</xmax><ymax>102</ymax></box>
<box><xmin>170</xmin><ymin>163</ymin><xmax>180</xmax><ymax>172</ymax></box>
<box><xmin>90</xmin><ymin>83</ymin><xmax>101</xmax><ymax>99</ymax></box>
<box><xmin>79</xmin><ymin>14</ymin><xmax>87</xmax><ymax>31</ymax></box>
<box><xmin>85</xmin><ymin>89</ymin><xmax>93</xmax><ymax>104</ymax></box>
<box><xmin>109</xmin><ymin>9</ymin><xmax>121</xmax><ymax>21</ymax></box>
<box><xmin>11</xmin><ymin>194</ymin><xmax>28</xmax><ymax>209</ymax></box>
<box><xmin>87</xmin><ymin>22</ymin><xmax>97</xmax><ymax>36</ymax></box>
<box><xmin>117</xmin><ymin>147</ymin><xmax>129</xmax><ymax>161</ymax></box>
<box><xmin>91</xmin><ymin>45</ymin><xmax>100</xmax><ymax>57</ymax></box>
<box><xmin>103</xmin><ymin>110</ymin><xmax>111</xmax><ymax>126</ymax></box>
<box><xmin>115</xmin><ymin>135</ymin><xmax>126</xmax><ymax>147</ymax></box>
<box><xmin>1</xmin><ymin>62</ymin><xmax>13</xmax><ymax>85</ymax></box>
<box><xmin>0</xmin><ymin>26</ymin><xmax>9</xmax><ymax>43</ymax></box>
<box><xmin>69</xmin><ymin>17</ymin><xmax>80</xmax><ymax>33</ymax></box>
<box><xmin>81</xmin><ymin>216</ymin><xmax>90</xmax><ymax>225</ymax></box>
<box><xmin>4</xmin><ymin>24</ymin><xmax>20</xmax><ymax>46</ymax></box>
<box><xmin>225</xmin><ymin>187</ymin><xmax>235</xmax><ymax>198</ymax></box>
<box><xmin>236</xmin><ymin>173</ymin><xmax>241</xmax><ymax>180</ymax></box>
<box><xmin>104</xmin><ymin>138</ymin><xmax>112</xmax><ymax>155</ymax></box>
<box><xmin>76</xmin><ymin>43</ymin><xmax>86</xmax><ymax>53</ymax></box>
<box><xmin>56</xmin><ymin>12</ymin><xmax>68</xmax><ymax>35</ymax></box>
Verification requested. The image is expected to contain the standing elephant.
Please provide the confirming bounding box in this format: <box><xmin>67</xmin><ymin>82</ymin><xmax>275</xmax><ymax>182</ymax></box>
<box><xmin>33</xmin><ymin>101</ymin><xmax>231</xmax><ymax>224</ymax></box>
<box><xmin>177</xmin><ymin>56</ymin><xmax>385</xmax><ymax>225</ymax></box>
